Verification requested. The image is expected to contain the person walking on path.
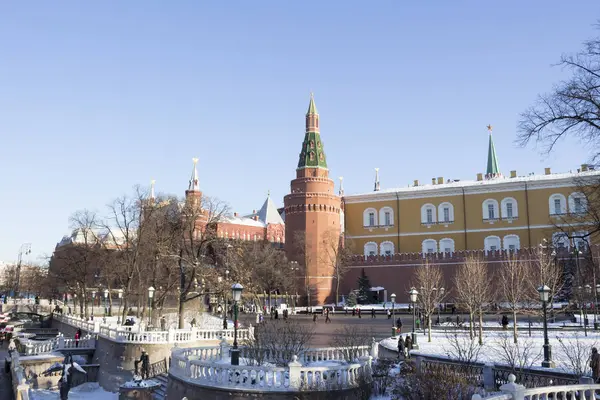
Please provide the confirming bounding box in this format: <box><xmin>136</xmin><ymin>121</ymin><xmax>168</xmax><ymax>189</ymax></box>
<box><xmin>397</xmin><ymin>336</ymin><xmax>405</xmax><ymax>359</ymax></box>
<box><xmin>501</xmin><ymin>315</ymin><xmax>509</xmax><ymax>330</ymax></box>
<box><xmin>591</xmin><ymin>347</ymin><xmax>600</xmax><ymax>382</ymax></box>
<box><xmin>325</xmin><ymin>308</ymin><xmax>331</xmax><ymax>323</ymax></box>
<box><xmin>75</xmin><ymin>329</ymin><xmax>81</xmax><ymax>348</ymax></box>
<box><xmin>358</xmin><ymin>308</ymin><xmax>362</xmax><ymax>319</ymax></box>
<box><xmin>371</xmin><ymin>308</ymin><xmax>376</xmax><ymax>318</ymax></box>
<box><xmin>396</xmin><ymin>318</ymin><xmax>403</xmax><ymax>332</ymax></box>
<box><xmin>313</xmin><ymin>312</ymin><xmax>317</xmax><ymax>323</ymax></box>
<box><xmin>404</xmin><ymin>335</ymin><xmax>412</xmax><ymax>358</ymax></box>
<box><xmin>387</xmin><ymin>309</ymin><xmax>391</xmax><ymax>319</ymax></box>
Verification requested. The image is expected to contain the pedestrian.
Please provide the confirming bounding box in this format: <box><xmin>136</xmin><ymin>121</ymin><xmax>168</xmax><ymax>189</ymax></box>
<box><xmin>134</xmin><ymin>349</ymin><xmax>150</xmax><ymax>380</ymax></box>
<box><xmin>416</xmin><ymin>318</ymin><xmax>420</xmax><ymax>330</ymax></box>
<box><xmin>313</xmin><ymin>312</ymin><xmax>317</xmax><ymax>323</ymax></box>
<box><xmin>352</xmin><ymin>308</ymin><xmax>355</xmax><ymax>316</ymax></box>
<box><xmin>591</xmin><ymin>347</ymin><xmax>600</xmax><ymax>382</ymax></box>
<box><xmin>387</xmin><ymin>309</ymin><xmax>391</xmax><ymax>319</ymax></box>
<box><xmin>396</xmin><ymin>317</ymin><xmax>403</xmax><ymax>332</ymax></box>
<box><xmin>397</xmin><ymin>336</ymin><xmax>405</xmax><ymax>359</ymax></box>
<box><xmin>404</xmin><ymin>335</ymin><xmax>412</xmax><ymax>358</ymax></box>
<box><xmin>371</xmin><ymin>308</ymin><xmax>376</xmax><ymax>319</ymax></box>
<box><xmin>274</xmin><ymin>309</ymin><xmax>279</xmax><ymax>320</ymax></box>
<box><xmin>325</xmin><ymin>308</ymin><xmax>331</xmax><ymax>323</ymax></box>
<box><xmin>75</xmin><ymin>329</ymin><xmax>81</xmax><ymax>348</ymax></box>
<box><xmin>451</xmin><ymin>306</ymin><xmax>456</xmax><ymax>314</ymax></box>
<box><xmin>358</xmin><ymin>308</ymin><xmax>361</xmax><ymax>319</ymax></box>
<box><xmin>502</xmin><ymin>315</ymin><xmax>509</xmax><ymax>330</ymax></box>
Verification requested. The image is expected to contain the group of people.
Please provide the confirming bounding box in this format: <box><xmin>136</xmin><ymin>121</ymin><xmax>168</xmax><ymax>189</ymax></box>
<box><xmin>397</xmin><ymin>335</ymin><xmax>413</xmax><ymax>359</ymax></box>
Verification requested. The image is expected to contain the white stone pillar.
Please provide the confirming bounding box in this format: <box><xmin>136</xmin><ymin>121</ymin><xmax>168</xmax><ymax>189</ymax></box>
<box><xmin>219</xmin><ymin>338</ymin><xmax>230</xmax><ymax>361</ymax></box>
<box><xmin>370</xmin><ymin>337</ymin><xmax>379</xmax><ymax>359</ymax></box>
<box><xmin>499</xmin><ymin>374</ymin><xmax>525</xmax><ymax>400</ymax></box>
<box><xmin>288</xmin><ymin>355</ymin><xmax>302</xmax><ymax>389</ymax></box>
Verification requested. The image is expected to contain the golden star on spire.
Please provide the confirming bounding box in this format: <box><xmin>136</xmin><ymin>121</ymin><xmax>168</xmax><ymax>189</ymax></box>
<box><xmin>487</xmin><ymin>124</ymin><xmax>493</xmax><ymax>133</ymax></box>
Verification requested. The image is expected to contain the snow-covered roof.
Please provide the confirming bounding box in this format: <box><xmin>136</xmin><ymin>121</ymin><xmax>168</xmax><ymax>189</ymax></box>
<box><xmin>345</xmin><ymin>169</ymin><xmax>600</xmax><ymax>202</ymax></box>
<box><xmin>223</xmin><ymin>215</ymin><xmax>266</xmax><ymax>228</ymax></box>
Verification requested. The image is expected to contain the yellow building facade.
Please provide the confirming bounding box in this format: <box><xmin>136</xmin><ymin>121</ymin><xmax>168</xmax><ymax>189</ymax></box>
<box><xmin>343</xmin><ymin>133</ymin><xmax>599</xmax><ymax>255</ymax></box>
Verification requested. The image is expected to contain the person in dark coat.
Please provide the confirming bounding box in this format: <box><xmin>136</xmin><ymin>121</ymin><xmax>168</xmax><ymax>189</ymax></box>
<box><xmin>397</xmin><ymin>336</ymin><xmax>405</xmax><ymax>359</ymax></box>
<box><xmin>371</xmin><ymin>308</ymin><xmax>376</xmax><ymax>318</ymax></box>
<box><xmin>591</xmin><ymin>347</ymin><xmax>600</xmax><ymax>382</ymax></box>
<box><xmin>501</xmin><ymin>315</ymin><xmax>509</xmax><ymax>330</ymax></box>
<box><xmin>396</xmin><ymin>318</ymin><xmax>403</xmax><ymax>331</ymax></box>
<box><xmin>135</xmin><ymin>349</ymin><xmax>150</xmax><ymax>380</ymax></box>
<box><xmin>75</xmin><ymin>329</ymin><xmax>82</xmax><ymax>348</ymax></box>
<box><xmin>404</xmin><ymin>335</ymin><xmax>412</xmax><ymax>358</ymax></box>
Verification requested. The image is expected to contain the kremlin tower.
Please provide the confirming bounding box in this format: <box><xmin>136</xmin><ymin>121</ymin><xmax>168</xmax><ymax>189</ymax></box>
<box><xmin>284</xmin><ymin>94</ymin><xmax>342</xmax><ymax>305</ymax></box>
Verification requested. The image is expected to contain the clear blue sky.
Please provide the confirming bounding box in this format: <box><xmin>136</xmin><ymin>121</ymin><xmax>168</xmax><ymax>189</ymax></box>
<box><xmin>1</xmin><ymin>1</ymin><xmax>599</xmax><ymax>264</ymax></box>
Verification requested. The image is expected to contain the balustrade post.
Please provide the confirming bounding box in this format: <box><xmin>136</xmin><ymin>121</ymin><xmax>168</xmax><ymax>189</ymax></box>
<box><xmin>168</xmin><ymin>328</ymin><xmax>175</xmax><ymax>343</ymax></box>
<box><xmin>482</xmin><ymin>364</ymin><xmax>495</xmax><ymax>391</ymax></box>
<box><xmin>415</xmin><ymin>356</ymin><xmax>423</xmax><ymax>374</ymax></box>
<box><xmin>370</xmin><ymin>337</ymin><xmax>379</xmax><ymax>359</ymax></box>
<box><xmin>499</xmin><ymin>374</ymin><xmax>525</xmax><ymax>400</ymax></box>
<box><xmin>219</xmin><ymin>338</ymin><xmax>230</xmax><ymax>361</ymax></box>
<box><xmin>248</xmin><ymin>324</ymin><xmax>254</xmax><ymax>340</ymax></box>
<box><xmin>359</xmin><ymin>355</ymin><xmax>373</xmax><ymax>377</ymax></box>
<box><xmin>16</xmin><ymin>377</ymin><xmax>30</xmax><ymax>400</ymax></box>
<box><xmin>58</xmin><ymin>334</ymin><xmax>65</xmax><ymax>349</ymax></box>
<box><xmin>288</xmin><ymin>355</ymin><xmax>302</xmax><ymax>389</ymax></box>
<box><xmin>93</xmin><ymin>320</ymin><xmax>100</xmax><ymax>333</ymax></box>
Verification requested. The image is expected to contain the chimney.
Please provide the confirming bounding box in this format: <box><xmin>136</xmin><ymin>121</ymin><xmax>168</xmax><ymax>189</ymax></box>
<box><xmin>582</xmin><ymin>164</ymin><xmax>589</xmax><ymax>172</ymax></box>
<box><xmin>431</xmin><ymin>178</ymin><xmax>436</xmax><ymax>185</ymax></box>
<box><xmin>437</xmin><ymin>177</ymin><xmax>444</xmax><ymax>185</ymax></box>
<box><xmin>413</xmin><ymin>180</ymin><xmax>419</xmax><ymax>187</ymax></box>
<box><xmin>544</xmin><ymin>167</ymin><xmax>551</xmax><ymax>175</ymax></box>
<box><xmin>252</xmin><ymin>209</ymin><xmax>257</xmax><ymax>214</ymax></box>
<box><xmin>476</xmin><ymin>173</ymin><xmax>483</xmax><ymax>181</ymax></box>
<box><xmin>234</xmin><ymin>212</ymin><xmax>238</xmax><ymax>217</ymax></box>
<box><xmin>253</xmin><ymin>216</ymin><xmax>259</xmax><ymax>221</ymax></box>
<box><xmin>510</xmin><ymin>170</ymin><xmax>517</xmax><ymax>178</ymax></box>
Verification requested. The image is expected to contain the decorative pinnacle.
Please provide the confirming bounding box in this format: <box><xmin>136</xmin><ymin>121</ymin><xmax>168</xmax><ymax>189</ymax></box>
<box><xmin>192</xmin><ymin>157</ymin><xmax>199</xmax><ymax>165</ymax></box>
<box><xmin>487</xmin><ymin>124</ymin><xmax>493</xmax><ymax>133</ymax></box>
<box><xmin>189</xmin><ymin>157</ymin><xmax>200</xmax><ymax>191</ymax></box>
<box><xmin>374</xmin><ymin>168</ymin><xmax>380</xmax><ymax>192</ymax></box>
<box><xmin>339</xmin><ymin>176</ymin><xmax>344</xmax><ymax>196</ymax></box>
<box><xmin>150</xmin><ymin>179</ymin><xmax>156</xmax><ymax>199</ymax></box>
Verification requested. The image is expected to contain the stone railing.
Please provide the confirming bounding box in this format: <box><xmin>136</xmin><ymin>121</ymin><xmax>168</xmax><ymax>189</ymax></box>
<box><xmin>170</xmin><ymin>341</ymin><xmax>374</xmax><ymax>392</ymax></box>
<box><xmin>473</xmin><ymin>374</ymin><xmax>600</xmax><ymax>399</ymax></box>
<box><xmin>18</xmin><ymin>333</ymin><xmax>96</xmax><ymax>355</ymax></box>
<box><xmin>53</xmin><ymin>312</ymin><xmax>253</xmax><ymax>345</ymax></box>
<box><xmin>8</xmin><ymin>351</ymin><xmax>31</xmax><ymax>400</ymax></box>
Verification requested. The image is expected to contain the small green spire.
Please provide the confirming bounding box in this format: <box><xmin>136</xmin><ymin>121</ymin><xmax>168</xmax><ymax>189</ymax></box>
<box><xmin>307</xmin><ymin>92</ymin><xmax>318</xmax><ymax>115</ymax></box>
<box><xmin>486</xmin><ymin>125</ymin><xmax>501</xmax><ymax>178</ymax></box>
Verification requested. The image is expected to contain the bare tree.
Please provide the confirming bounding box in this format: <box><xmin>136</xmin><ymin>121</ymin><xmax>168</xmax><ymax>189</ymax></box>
<box><xmin>495</xmin><ymin>333</ymin><xmax>542</xmax><ymax>371</ymax></box>
<box><xmin>498</xmin><ymin>255</ymin><xmax>533</xmax><ymax>344</ymax></box>
<box><xmin>518</xmin><ymin>28</ymin><xmax>600</xmax><ymax>162</ymax></box>
<box><xmin>556</xmin><ymin>332</ymin><xmax>597</xmax><ymax>378</ymax></box>
<box><xmin>454</xmin><ymin>256</ymin><xmax>492</xmax><ymax>344</ymax></box>
<box><xmin>412</xmin><ymin>261</ymin><xmax>446</xmax><ymax>342</ymax></box>
<box><xmin>532</xmin><ymin>245</ymin><xmax>564</xmax><ymax>318</ymax></box>
<box><xmin>442</xmin><ymin>331</ymin><xmax>482</xmax><ymax>365</ymax></box>
<box><xmin>330</xmin><ymin>325</ymin><xmax>374</xmax><ymax>362</ymax></box>
<box><xmin>292</xmin><ymin>231</ymin><xmax>315</xmax><ymax>307</ymax></box>
<box><xmin>320</xmin><ymin>228</ymin><xmax>353</xmax><ymax>306</ymax></box>
<box><xmin>242</xmin><ymin>320</ymin><xmax>314</xmax><ymax>366</ymax></box>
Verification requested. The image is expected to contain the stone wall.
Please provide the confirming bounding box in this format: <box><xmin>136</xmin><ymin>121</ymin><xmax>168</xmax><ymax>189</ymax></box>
<box><xmin>19</xmin><ymin>353</ymin><xmax>64</xmax><ymax>390</ymax></box>
<box><xmin>167</xmin><ymin>373</ymin><xmax>371</xmax><ymax>400</ymax></box>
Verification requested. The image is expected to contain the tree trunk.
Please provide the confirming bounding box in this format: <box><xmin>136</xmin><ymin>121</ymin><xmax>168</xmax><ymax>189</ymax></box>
<box><xmin>469</xmin><ymin>311</ymin><xmax>474</xmax><ymax>339</ymax></box>
<box><xmin>427</xmin><ymin>315</ymin><xmax>432</xmax><ymax>342</ymax></box>
<box><xmin>335</xmin><ymin>276</ymin><xmax>340</xmax><ymax>307</ymax></box>
<box><xmin>478</xmin><ymin>307</ymin><xmax>483</xmax><ymax>345</ymax></box>
<box><xmin>512</xmin><ymin>310</ymin><xmax>518</xmax><ymax>344</ymax></box>
<box><xmin>178</xmin><ymin>292</ymin><xmax>185</xmax><ymax>329</ymax></box>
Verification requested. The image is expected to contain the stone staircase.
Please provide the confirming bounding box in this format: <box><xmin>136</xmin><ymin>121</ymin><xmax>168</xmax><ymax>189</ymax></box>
<box><xmin>152</xmin><ymin>374</ymin><xmax>168</xmax><ymax>400</ymax></box>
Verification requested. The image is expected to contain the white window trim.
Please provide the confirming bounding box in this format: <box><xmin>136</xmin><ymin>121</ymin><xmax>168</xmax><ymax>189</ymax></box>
<box><xmin>363</xmin><ymin>208</ymin><xmax>378</xmax><ymax>227</ymax></box>
<box><xmin>482</xmin><ymin>199</ymin><xmax>500</xmax><ymax>221</ymax></box>
<box><xmin>364</xmin><ymin>241</ymin><xmax>378</xmax><ymax>258</ymax></box>
<box><xmin>503</xmin><ymin>234</ymin><xmax>520</xmax><ymax>251</ymax></box>
<box><xmin>548</xmin><ymin>194</ymin><xmax>567</xmax><ymax>215</ymax></box>
<box><xmin>568</xmin><ymin>192</ymin><xmax>587</xmax><ymax>214</ymax></box>
<box><xmin>379</xmin><ymin>207</ymin><xmax>394</xmax><ymax>227</ymax></box>
<box><xmin>422</xmin><ymin>239</ymin><xmax>438</xmax><ymax>254</ymax></box>
<box><xmin>380</xmin><ymin>241</ymin><xmax>395</xmax><ymax>256</ymax></box>
<box><xmin>484</xmin><ymin>235</ymin><xmax>501</xmax><ymax>253</ymax></box>
<box><xmin>500</xmin><ymin>197</ymin><xmax>518</xmax><ymax>219</ymax></box>
<box><xmin>439</xmin><ymin>237</ymin><xmax>455</xmax><ymax>254</ymax></box>
<box><xmin>421</xmin><ymin>204</ymin><xmax>437</xmax><ymax>224</ymax></box>
<box><xmin>437</xmin><ymin>202</ymin><xmax>454</xmax><ymax>224</ymax></box>
<box><xmin>552</xmin><ymin>232</ymin><xmax>569</xmax><ymax>250</ymax></box>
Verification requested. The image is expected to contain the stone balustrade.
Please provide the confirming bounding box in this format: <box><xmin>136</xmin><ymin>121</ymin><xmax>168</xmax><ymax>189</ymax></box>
<box><xmin>19</xmin><ymin>333</ymin><xmax>96</xmax><ymax>355</ymax></box>
<box><xmin>53</xmin><ymin>312</ymin><xmax>253</xmax><ymax>345</ymax></box>
<box><xmin>8</xmin><ymin>351</ymin><xmax>31</xmax><ymax>400</ymax></box>
<box><xmin>472</xmin><ymin>374</ymin><xmax>600</xmax><ymax>399</ymax></box>
<box><xmin>169</xmin><ymin>342</ymin><xmax>374</xmax><ymax>393</ymax></box>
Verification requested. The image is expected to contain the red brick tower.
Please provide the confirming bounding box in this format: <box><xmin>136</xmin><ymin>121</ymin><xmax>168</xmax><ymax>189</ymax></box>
<box><xmin>284</xmin><ymin>94</ymin><xmax>341</xmax><ymax>305</ymax></box>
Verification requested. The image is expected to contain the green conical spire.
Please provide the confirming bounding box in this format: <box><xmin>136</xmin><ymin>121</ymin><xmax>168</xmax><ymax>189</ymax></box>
<box><xmin>307</xmin><ymin>92</ymin><xmax>318</xmax><ymax>115</ymax></box>
<box><xmin>486</xmin><ymin>125</ymin><xmax>501</xmax><ymax>179</ymax></box>
<box><xmin>297</xmin><ymin>94</ymin><xmax>327</xmax><ymax>170</ymax></box>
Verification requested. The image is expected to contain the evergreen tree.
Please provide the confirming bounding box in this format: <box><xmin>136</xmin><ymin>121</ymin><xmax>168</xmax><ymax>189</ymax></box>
<box><xmin>356</xmin><ymin>268</ymin><xmax>372</xmax><ymax>304</ymax></box>
<box><xmin>346</xmin><ymin>291</ymin><xmax>357</xmax><ymax>307</ymax></box>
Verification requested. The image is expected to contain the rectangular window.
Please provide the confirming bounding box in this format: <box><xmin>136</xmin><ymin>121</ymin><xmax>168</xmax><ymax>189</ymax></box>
<box><xmin>427</xmin><ymin>247</ymin><xmax>435</xmax><ymax>253</ymax></box>
<box><xmin>574</xmin><ymin>198</ymin><xmax>583</xmax><ymax>213</ymax></box>
<box><xmin>444</xmin><ymin>247</ymin><xmax>451</xmax><ymax>253</ymax></box>
<box><xmin>384</xmin><ymin>211</ymin><xmax>391</xmax><ymax>226</ymax></box>
<box><xmin>369</xmin><ymin>251</ymin><xmax>375</xmax><ymax>256</ymax></box>
<box><xmin>554</xmin><ymin>199</ymin><xmax>561</xmax><ymax>215</ymax></box>
<box><xmin>426</xmin><ymin>209</ymin><xmax>433</xmax><ymax>223</ymax></box>
<box><xmin>509</xmin><ymin>244</ymin><xmax>516</xmax><ymax>251</ymax></box>
<box><xmin>443</xmin><ymin>207</ymin><xmax>450</xmax><ymax>222</ymax></box>
<box><xmin>369</xmin><ymin>212</ymin><xmax>375</xmax><ymax>226</ymax></box>
<box><xmin>385</xmin><ymin>250</ymin><xmax>391</xmax><ymax>256</ymax></box>
<box><xmin>506</xmin><ymin>203</ymin><xmax>513</xmax><ymax>218</ymax></box>
<box><xmin>490</xmin><ymin>245</ymin><xmax>497</xmax><ymax>251</ymax></box>
<box><xmin>488</xmin><ymin>204</ymin><xmax>495</xmax><ymax>220</ymax></box>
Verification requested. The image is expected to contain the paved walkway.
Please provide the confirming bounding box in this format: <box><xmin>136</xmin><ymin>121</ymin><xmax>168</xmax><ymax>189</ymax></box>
<box><xmin>0</xmin><ymin>348</ymin><xmax>13</xmax><ymax>400</ymax></box>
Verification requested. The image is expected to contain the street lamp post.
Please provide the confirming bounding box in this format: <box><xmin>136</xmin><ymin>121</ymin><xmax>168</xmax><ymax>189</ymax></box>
<box><xmin>14</xmin><ymin>243</ymin><xmax>31</xmax><ymax>299</ymax></box>
<box><xmin>596</xmin><ymin>284</ymin><xmax>600</xmax><ymax>331</ymax></box>
<box><xmin>231</xmin><ymin>283</ymin><xmax>243</xmax><ymax>366</ymax></box>
<box><xmin>91</xmin><ymin>290</ymin><xmax>96</xmax><ymax>318</ymax></box>
<box><xmin>117</xmin><ymin>289</ymin><xmax>123</xmax><ymax>325</ymax></box>
<box><xmin>148</xmin><ymin>286</ymin><xmax>155</xmax><ymax>327</ymax></box>
<box><xmin>538</xmin><ymin>285</ymin><xmax>555</xmax><ymax>368</ymax></box>
<box><xmin>409</xmin><ymin>288</ymin><xmax>419</xmax><ymax>350</ymax></box>
<box><xmin>103</xmin><ymin>289</ymin><xmax>109</xmax><ymax>316</ymax></box>
<box><xmin>585</xmin><ymin>284</ymin><xmax>592</xmax><ymax>331</ymax></box>
<box><xmin>223</xmin><ymin>270</ymin><xmax>229</xmax><ymax>329</ymax></box>
<box><xmin>391</xmin><ymin>293</ymin><xmax>397</xmax><ymax>337</ymax></box>
<box><xmin>437</xmin><ymin>287</ymin><xmax>445</xmax><ymax>324</ymax></box>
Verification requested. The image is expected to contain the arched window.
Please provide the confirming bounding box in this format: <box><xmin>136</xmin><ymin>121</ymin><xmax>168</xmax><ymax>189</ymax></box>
<box><xmin>364</xmin><ymin>242</ymin><xmax>378</xmax><ymax>257</ymax></box>
<box><xmin>501</xmin><ymin>197</ymin><xmax>518</xmax><ymax>219</ymax></box>
<box><xmin>549</xmin><ymin>194</ymin><xmax>567</xmax><ymax>215</ymax></box>
<box><xmin>363</xmin><ymin>208</ymin><xmax>378</xmax><ymax>227</ymax></box>
<box><xmin>573</xmin><ymin>231</ymin><xmax>589</xmax><ymax>251</ymax></box>
<box><xmin>422</xmin><ymin>239</ymin><xmax>437</xmax><ymax>254</ymax></box>
<box><xmin>552</xmin><ymin>232</ymin><xmax>569</xmax><ymax>250</ymax></box>
<box><xmin>380</xmin><ymin>241</ymin><xmax>394</xmax><ymax>256</ymax></box>
<box><xmin>568</xmin><ymin>192</ymin><xmax>587</xmax><ymax>214</ymax></box>
<box><xmin>503</xmin><ymin>234</ymin><xmax>520</xmax><ymax>251</ymax></box>
<box><xmin>421</xmin><ymin>204</ymin><xmax>437</xmax><ymax>224</ymax></box>
<box><xmin>439</xmin><ymin>238</ymin><xmax>455</xmax><ymax>254</ymax></box>
<box><xmin>482</xmin><ymin>199</ymin><xmax>500</xmax><ymax>221</ymax></box>
<box><xmin>438</xmin><ymin>202</ymin><xmax>454</xmax><ymax>223</ymax></box>
<box><xmin>379</xmin><ymin>207</ymin><xmax>394</xmax><ymax>227</ymax></box>
<box><xmin>484</xmin><ymin>236</ymin><xmax>501</xmax><ymax>253</ymax></box>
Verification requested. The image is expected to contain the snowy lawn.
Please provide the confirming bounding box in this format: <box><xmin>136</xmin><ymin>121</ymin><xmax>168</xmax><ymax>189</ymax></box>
<box><xmin>381</xmin><ymin>329</ymin><xmax>600</xmax><ymax>374</ymax></box>
<box><xmin>30</xmin><ymin>382</ymin><xmax>117</xmax><ymax>400</ymax></box>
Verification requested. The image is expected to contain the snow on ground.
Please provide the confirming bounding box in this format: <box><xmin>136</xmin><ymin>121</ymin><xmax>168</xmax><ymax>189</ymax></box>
<box><xmin>381</xmin><ymin>329</ymin><xmax>600</xmax><ymax>374</ymax></box>
<box><xmin>30</xmin><ymin>383</ymin><xmax>117</xmax><ymax>400</ymax></box>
